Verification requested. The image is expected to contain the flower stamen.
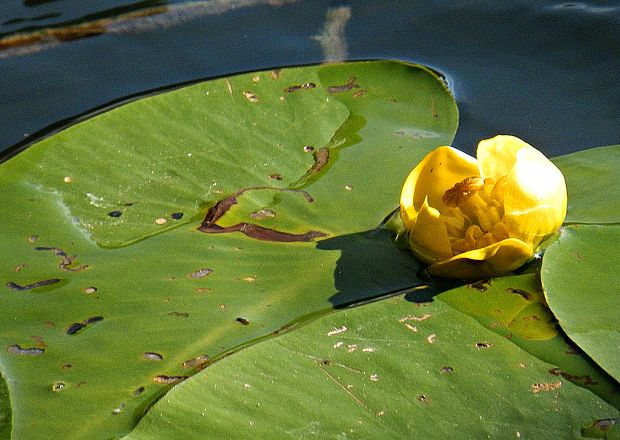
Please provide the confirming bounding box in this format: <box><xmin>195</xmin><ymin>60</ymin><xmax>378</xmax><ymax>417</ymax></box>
<box><xmin>441</xmin><ymin>176</ymin><xmax>508</xmax><ymax>255</ymax></box>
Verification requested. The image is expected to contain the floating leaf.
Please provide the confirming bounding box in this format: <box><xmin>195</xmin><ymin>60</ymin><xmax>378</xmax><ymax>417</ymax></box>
<box><xmin>438</xmin><ymin>273</ymin><xmax>620</xmax><ymax>407</ymax></box>
<box><xmin>552</xmin><ymin>145</ymin><xmax>620</xmax><ymax>224</ymax></box>
<box><xmin>0</xmin><ymin>61</ymin><xmax>457</xmax><ymax>438</ymax></box>
<box><xmin>542</xmin><ymin>224</ymin><xmax>620</xmax><ymax>384</ymax></box>
<box><xmin>0</xmin><ymin>372</ymin><xmax>10</xmax><ymax>439</ymax></box>
<box><xmin>122</xmin><ymin>295</ymin><xmax>618</xmax><ymax>439</ymax></box>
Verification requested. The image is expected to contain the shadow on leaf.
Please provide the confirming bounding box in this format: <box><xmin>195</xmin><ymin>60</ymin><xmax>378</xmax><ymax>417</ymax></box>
<box><xmin>316</xmin><ymin>228</ymin><xmax>462</xmax><ymax>308</ymax></box>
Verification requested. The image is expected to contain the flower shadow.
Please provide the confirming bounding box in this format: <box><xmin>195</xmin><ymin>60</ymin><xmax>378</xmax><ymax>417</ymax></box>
<box><xmin>315</xmin><ymin>228</ymin><xmax>462</xmax><ymax>308</ymax></box>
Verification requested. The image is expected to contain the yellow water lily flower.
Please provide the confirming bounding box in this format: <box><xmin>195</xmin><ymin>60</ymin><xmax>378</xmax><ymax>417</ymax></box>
<box><xmin>400</xmin><ymin>135</ymin><xmax>567</xmax><ymax>279</ymax></box>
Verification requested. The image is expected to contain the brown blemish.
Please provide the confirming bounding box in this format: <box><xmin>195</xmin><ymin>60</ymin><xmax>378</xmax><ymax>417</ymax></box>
<box><xmin>327</xmin><ymin>77</ymin><xmax>360</xmax><ymax>94</ymax></box>
<box><xmin>269</xmin><ymin>173</ymin><xmax>283</xmax><ymax>181</ymax></box>
<box><xmin>309</xmin><ymin>148</ymin><xmax>329</xmax><ymax>174</ymax></box>
<box><xmin>167</xmin><ymin>311</ymin><xmax>189</xmax><ymax>318</ymax></box>
<box><xmin>250</xmin><ymin>209</ymin><xmax>276</xmax><ymax>220</ymax></box>
<box><xmin>35</xmin><ymin>246</ymin><xmax>89</xmax><ymax>272</ymax></box>
<box><xmin>475</xmin><ymin>342</ymin><xmax>491</xmax><ymax>349</ymax></box>
<box><xmin>189</xmin><ymin>268</ymin><xmax>213</xmax><ymax>279</ymax></box>
<box><xmin>431</xmin><ymin>100</ymin><xmax>439</xmax><ymax>119</ymax></box>
<box><xmin>142</xmin><ymin>352</ymin><xmax>164</xmax><ymax>361</ymax></box>
<box><xmin>506</xmin><ymin>287</ymin><xmax>532</xmax><ymax>300</ymax></box>
<box><xmin>198</xmin><ymin>186</ymin><xmax>326</xmax><ymax>242</ymax></box>
<box><xmin>236</xmin><ymin>317</ymin><xmax>250</xmax><ymax>325</ymax></box>
<box><xmin>270</xmin><ymin>69</ymin><xmax>281</xmax><ymax>80</ymax></box>
<box><xmin>152</xmin><ymin>375</ymin><xmax>187</xmax><ymax>385</ymax></box>
<box><xmin>468</xmin><ymin>278</ymin><xmax>491</xmax><ymax>292</ymax></box>
<box><xmin>6</xmin><ymin>279</ymin><xmax>61</xmax><ymax>291</ymax></box>
<box><xmin>399</xmin><ymin>313</ymin><xmax>431</xmax><ymax>322</ymax></box>
<box><xmin>14</xmin><ymin>264</ymin><xmax>25</xmax><ymax>273</ymax></box>
<box><xmin>66</xmin><ymin>316</ymin><xmax>103</xmax><ymax>335</ymax></box>
<box><xmin>531</xmin><ymin>381</ymin><xmax>562</xmax><ymax>393</ymax></box>
<box><xmin>441</xmin><ymin>366</ymin><xmax>453</xmax><ymax>373</ymax></box>
<box><xmin>549</xmin><ymin>368</ymin><xmax>598</xmax><ymax>385</ymax></box>
<box><xmin>284</xmin><ymin>82</ymin><xmax>316</xmax><ymax>93</ymax></box>
<box><xmin>7</xmin><ymin>344</ymin><xmax>44</xmax><ymax>356</ymax></box>
<box><xmin>31</xmin><ymin>335</ymin><xmax>46</xmax><ymax>348</ymax></box>
<box><xmin>182</xmin><ymin>355</ymin><xmax>210</xmax><ymax>370</ymax></box>
<box><xmin>134</xmin><ymin>386</ymin><xmax>145</xmax><ymax>396</ymax></box>
<box><xmin>51</xmin><ymin>382</ymin><xmax>65</xmax><ymax>392</ymax></box>
<box><xmin>352</xmin><ymin>90</ymin><xmax>366</xmax><ymax>98</ymax></box>
<box><xmin>243</xmin><ymin>91</ymin><xmax>259</xmax><ymax>102</ymax></box>
<box><xmin>417</xmin><ymin>394</ymin><xmax>431</xmax><ymax>404</ymax></box>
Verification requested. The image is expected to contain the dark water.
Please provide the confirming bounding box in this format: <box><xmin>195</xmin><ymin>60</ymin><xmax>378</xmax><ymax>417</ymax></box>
<box><xmin>1</xmin><ymin>0</ymin><xmax>619</xmax><ymax>158</ymax></box>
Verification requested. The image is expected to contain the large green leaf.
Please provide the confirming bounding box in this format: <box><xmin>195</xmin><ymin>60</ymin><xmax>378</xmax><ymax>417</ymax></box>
<box><xmin>0</xmin><ymin>372</ymin><xmax>10</xmax><ymax>439</ymax></box>
<box><xmin>0</xmin><ymin>61</ymin><xmax>457</xmax><ymax>439</ymax></box>
<box><xmin>438</xmin><ymin>273</ymin><xmax>620</xmax><ymax>408</ymax></box>
<box><xmin>122</xmin><ymin>295</ymin><xmax>618</xmax><ymax>439</ymax></box>
<box><xmin>553</xmin><ymin>145</ymin><xmax>620</xmax><ymax>224</ymax></box>
<box><xmin>542</xmin><ymin>224</ymin><xmax>620</xmax><ymax>384</ymax></box>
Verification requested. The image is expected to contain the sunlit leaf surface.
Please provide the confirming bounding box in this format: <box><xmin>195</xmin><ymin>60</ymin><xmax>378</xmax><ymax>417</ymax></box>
<box><xmin>542</xmin><ymin>224</ymin><xmax>620</xmax><ymax>384</ymax></box>
<box><xmin>123</xmin><ymin>295</ymin><xmax>618</xmax><ymax>439</ymax></box>
<box><xmin>0</xmin><ymin>61</ymin><xmax>457</xmax><ymax>439</ymax></box>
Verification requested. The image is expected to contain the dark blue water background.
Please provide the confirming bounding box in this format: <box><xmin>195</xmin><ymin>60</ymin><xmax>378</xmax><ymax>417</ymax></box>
<box><xmin>1</xmin><ymin>0</ymin><xmax>619</xmax><ymax>158</ymax></box>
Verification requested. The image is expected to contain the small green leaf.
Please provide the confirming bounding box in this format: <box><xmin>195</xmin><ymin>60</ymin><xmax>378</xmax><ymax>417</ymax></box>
<box><xmin>122</xmin><ymin>295</ymin><xmax>618</xmax><ymax>439</ymax></box>
<box><xmin>542</xmin><ymin>224</ymin><xmax>620</xmax><ymax>383</ymax></box>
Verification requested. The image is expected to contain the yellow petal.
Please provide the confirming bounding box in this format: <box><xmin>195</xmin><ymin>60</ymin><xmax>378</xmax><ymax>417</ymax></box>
<box><xmin>400</xmin><ymin>146</ymin><xmax>478</xmax><ymax>228</ymax></box>
<box><xmin>504</xmin><ymin>146</ymin><xmax>567</xmax><ymax>247</ymax></box>
<box><xmin>427</xmin><ymin>238</ymin><xmax>534</xmax><ymax>279</ymax></box>
<box><xmin>477</xmin><ymin>135</ymin><xmax>532</xmax><ymax>181</ymax></box>
<box><xmin>408</xmin><ymin>197</ymin><xmax>453</xmax><ymax>264</ymax></box>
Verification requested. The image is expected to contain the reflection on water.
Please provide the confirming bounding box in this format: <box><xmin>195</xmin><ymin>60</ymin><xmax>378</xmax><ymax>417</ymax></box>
<box><xmin>0</xmin><ymin>0</ymin><xmax>297</xmax><ymax>59</ymax></box>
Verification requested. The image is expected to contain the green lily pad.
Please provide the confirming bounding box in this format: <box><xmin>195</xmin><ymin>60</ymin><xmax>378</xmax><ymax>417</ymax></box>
<box><xmin>0</xmin><ymin>61</ymin><xmax>457</xmax><ymax>439</ymax></box>
<box><xmin>0</xmin><ymin>372</ymin><xmax>10</xmax><ymax>439</ymax></box>
<box><xmin>122</xmin><ymin>295</ymin><xmax>618</xmax><ymax>439</ymax></box>
<box><xmin>438</xmin><ymin>273</ymin><xmax>620</xmax><ymax>408</ymax></box>
<box><xmin>552</xmin><ymin>145</ymin><xmax>620</xmax><ymax>224</ymax></box>
<box><xmin>542</xmin><ymin>224</ymin><xmax>620</xmax><ymax>384</ymax></box>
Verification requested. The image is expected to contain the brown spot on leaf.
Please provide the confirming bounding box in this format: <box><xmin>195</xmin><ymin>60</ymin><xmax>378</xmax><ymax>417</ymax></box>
<box><xmin>35</xmin><ymin>246</ymin><xmax>89</xmax><ymax>272</ymax></box>
<box><xmin>6</xmin><ymin>279</ymin><xmax>61</xmax><ymax>291</ymax></box>
<box><xmin>142</xmin><ymin>352</ymin><xmax>164</xmax><ymax>361</ymax></box>
<box><xmin>66</xmin><ymin>316</ymin><xmax>103</xmax><ymax>335</ymax></box>
<box><xmin>152</xmin><ymin>375</ymin><xmax>187</xmax><ymax>385</ymax></box>
<box><xmin>243</xmin><ymin>91</ymin><xmax>258</xmax><ymax>102</ymax></box>
<box><xmin>531</xmin><ymin>381</ymin><xmax>562</xmax><ymax>393</ymax></box>
<box><xmin>198</xmin><ymin>186</ymin><xmax>326</xmax><ymax>242</ymax></box>
<box><xmin>506</xmin><ymin>287</ymin><xmax>532</xmax><ymax>300</ymax></box>
<box><xmin>468</xmin><ymin>278</ymin><xmax>491</xmax><ymax>292</ymax></box>
<box><xmin>189</xmin><ymin>268</ymin><xmax>213</xmax><ymax>279</ymax></box>
<box><xmin>7</xmin><ymin>344</ymin><xmax>44</xmax><ymax>356</ymax></box>
<box><xmin>284</xmin><ymin>82</ymin><xmax>316</xmax><ymax>93</ymax></box>
<box><xmin>182</xmin><ymin>355</ymin><xmax>210</xmax><ymax>370</ymax></box>
<box><xmin>327</xmin><ymin>77</ymin><xmax>360</xmax><ymax>93</ymax></box>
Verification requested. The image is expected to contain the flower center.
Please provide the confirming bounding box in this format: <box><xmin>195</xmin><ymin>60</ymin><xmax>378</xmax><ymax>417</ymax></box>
<box><xmin>440</xmin><ymin>176</ymin><xmax>510</xmax><ymax>255</ymax></box>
